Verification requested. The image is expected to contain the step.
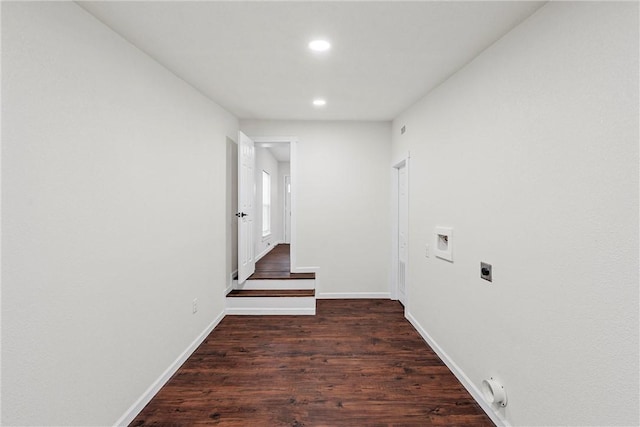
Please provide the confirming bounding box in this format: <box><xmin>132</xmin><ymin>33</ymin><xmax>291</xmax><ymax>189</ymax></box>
<box><xmin>247</xmin><ymin>272</ymin><xmax>315</xmax><ymax>280</ymax></box>
<box><xmin>234</xmin><ymin>279</ymin><xmax>315</xmax><ymax>291</ymax></box>
<box><xmin>227</xmin><ymin>289</ymin><xmax>315</xmax><ymax>298</ymax></box>
<box><xmin>225</xmin><ymin>289</ymin><xmax>316</xmax><ymax>315</ymax></box>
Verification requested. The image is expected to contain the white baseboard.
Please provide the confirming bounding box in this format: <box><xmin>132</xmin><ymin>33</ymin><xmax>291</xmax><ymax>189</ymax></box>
<box><xmin>290</xmin><ymin>266</ymin><xmax>319</xmax><ymax>273</ymax></box>
<box><xmin>405</xmin><ymin>311</ymin><xmax>509</xmax><ymax>427</ymax></box>
<box><xmin>225</xmin><ymin>307</ymin><xmax>316</xmax><ymax>315</ymax></box>
<box><xmin>226</xmin><ymin>269</ymin><xmax>237</xmax><ymax>295</ymax></box>
<box><xmin>316</xmin><ymin>292</ymin><xmax>391</xmax><ymax>299</ymax></box>
<box><xmin>255</xmin><ymin>242</ymin><xmax>278</xmax><ymax>262</ymax></box>
<box><xmin>113</xmin><ymin>311</ymin><xmax>226</xmax><ymax>426</ymax></box>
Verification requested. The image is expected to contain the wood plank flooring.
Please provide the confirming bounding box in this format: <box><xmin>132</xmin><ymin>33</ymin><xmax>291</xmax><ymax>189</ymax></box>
<box><xmin>130</xmin><ymin>300</ymin><xmax>494</xmax><ymax>426</ymax></box>
<box><xmin>249</xmin><ymin>244</ymin><xmax>315</xmax><ymax>280</ymax></box>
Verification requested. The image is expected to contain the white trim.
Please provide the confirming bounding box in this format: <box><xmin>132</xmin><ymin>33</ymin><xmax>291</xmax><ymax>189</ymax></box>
<box><xmin>225</xmin><ymin>307</ymin><xmax>316</xmax><ymax>315</ymax></box>
<box><xmin>248</xmin><ymin>136</ymin><xmax>300</xmax><ymax>272</ymax></box>
<box><xmin>391</xmin><ymin>152</ymin><xmax>410</xmax><ymax>307</ymax></box>
<box><xmin>225</xmin><ymin>295</ymin><xmax>316</xmax><ymax>315</ymax></box>
<box><xmin>405</xmin><ymin>311</ymin><xmax>509</xmax><ymax>427</ymax></box>
<box><xmin>290</xmin><ymin>139</ymin><xmax>299</xmax><ymax>272</ymax></box>
<box><xmin>391</xmin><ymin>163</ymin><xmax>399</xmax><ymax>300</ymax></box>
<box><xmin>391</xmin><ymin>151</ymin><xmax>411</xmax><ymax>169</ymax></box>
<box><xmin>251</xmin><ymin>136</ymin><xmax>298</xmax><ymax>145</ymax></box>
<box><xmin>235</xmin><ymin>279</ymin><xmax>315</xmax><ymax>290</ymax></box>
<box><xmin>114</xmin><ymin>311</ymin><xmax>226</xmax><ymax>426</ymax></box>
<box><xmin>0</xmin><ymin>2</ymin><xmax>3</xmax><ymax>420</ymax></box>
<box><xmin>316</xmin><ymin>292</ymin><xmax>390</xmax><ymax>299</ymax></box>
<box><xmin>255</xmin><ymin>242</ymin><xmax>277</xmax><ymax>262</ymax></box>
<box><xmin>226</xmin><ymin>269</ymin><xmax>237</xmax><ymax>296</ymax></box>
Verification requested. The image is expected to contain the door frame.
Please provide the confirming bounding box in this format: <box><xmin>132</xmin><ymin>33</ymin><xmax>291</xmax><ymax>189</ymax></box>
<box><xmin>251</xmin><ymin>136</ymin><xmax>299</xmax><ymax>270</ymax></box>
<box><xmin>391</xmin><ymin>152</ymin><xmax>410</xmax><ymax>308</ymax></box>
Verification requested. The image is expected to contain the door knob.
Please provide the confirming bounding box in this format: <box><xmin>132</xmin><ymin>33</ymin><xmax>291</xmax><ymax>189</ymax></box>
<box><xmin>235</xmin><ymin>212</ymin><xmax>248</xmax><ymax>218</ymax></box>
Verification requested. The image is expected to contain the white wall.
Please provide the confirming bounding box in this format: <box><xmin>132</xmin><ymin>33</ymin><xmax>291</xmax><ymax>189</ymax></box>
<box><xmin>254</xmin><ymin>147</ymin><xmax>279</xmax><ymax>258</ymax></box>
<box><xmin>1</xmin><ymin>2</ymin><xmax>238</xmax><ymax>425</ymax></box>
<box><xmin>241</xmin><ymin>121</ymin><xmax>391</xmax><ymax>298</ymax></box>
<box><xmin>278</xmin><ymin>162</ymin><xmax>291</xmax><ymax>243</ymax></box>
<box><xmin>392</xmin><ymin>2</ymin><xmax>638</xmax><ymax>426</ymax></box>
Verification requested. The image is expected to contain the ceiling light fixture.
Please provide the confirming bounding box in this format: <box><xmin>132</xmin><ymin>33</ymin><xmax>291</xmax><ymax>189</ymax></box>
<box><xmin>313</xmin><ymin>99</ymin><xmax>326</xmax><ymax>107</ymax></box>
<box><xmin>308</xmin><ymin>39</ymin><xmax>331</xmax><ymax>52</ymax></box>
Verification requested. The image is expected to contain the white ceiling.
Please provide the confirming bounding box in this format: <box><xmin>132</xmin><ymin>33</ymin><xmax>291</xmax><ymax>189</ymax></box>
<box><xmin>78</xmin><ymin>1</ymin><xmax>545</xmax><ymax>121</ymax></box>
<box><xmin>257</xmin><ymin>142</ymin><xmax>290</xmax><ymax>162</ymax></box>
<box><xmin>268</xmin><ymin>145</ymin><xmax>291</xmax><ymax>163</ymax></box>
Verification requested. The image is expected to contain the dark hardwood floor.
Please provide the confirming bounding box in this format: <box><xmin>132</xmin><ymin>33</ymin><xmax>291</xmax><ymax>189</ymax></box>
<box><xmin>130</xmin><ymin>300</ymin><xmax>494</xmax><ymax>426</ymax></box>
<box><xmin>248</xmin><ymin>244</ymin><xmax>315</xmax><ymax>280</ymax></box>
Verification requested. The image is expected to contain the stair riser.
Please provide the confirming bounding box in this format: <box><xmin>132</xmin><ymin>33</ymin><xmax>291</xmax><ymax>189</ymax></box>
<box><xmin>225</xmin><ymin>296</ymin><xmax>316</xmax><ymax>315</ymax></box>
<box><xmin>233</xmin><ymin>279</ymin><xmax>315</xmax><ymax>290</ymax></box>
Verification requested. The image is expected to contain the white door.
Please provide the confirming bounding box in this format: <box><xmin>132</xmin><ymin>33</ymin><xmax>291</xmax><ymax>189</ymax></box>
<box><xmin>284</xmin><ymin>175</ymin><xmax>291</xmax><ymax>244</ymax></box>
<box><xmin>237</xmin><ymin>131</ymin><xmax>256</xmax><ymax>283</ymax></box>
<box><xmin>398</xmin><ymin>163</ymin><xmax>408</xmax><ymax>305</ymax></box>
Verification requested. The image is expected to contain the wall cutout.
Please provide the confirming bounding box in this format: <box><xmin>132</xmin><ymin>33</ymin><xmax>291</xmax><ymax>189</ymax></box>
<box><xmin>434</xmin><ymin>227</ymin><xmax>453</xmax><ymax>261</ymax></box>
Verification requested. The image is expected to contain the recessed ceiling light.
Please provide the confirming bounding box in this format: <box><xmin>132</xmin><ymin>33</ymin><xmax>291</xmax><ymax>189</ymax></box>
<box><xmin>313</xmin><ymin>99</ymin><xmax>327</xmax><ymax>107</ymax></box>
<box><xmin>308</xmin><ymin>40</ymin><xmax>331</xmax><ymax>52</ymax></box>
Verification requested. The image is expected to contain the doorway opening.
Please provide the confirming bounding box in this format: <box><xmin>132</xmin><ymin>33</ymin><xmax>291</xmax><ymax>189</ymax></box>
<box><xmin>228</xmin><ymin>134</ymin><xmax>315</xmax><ymax>314</ymax></box>
<box><xmin>391</xmin><ymin>154</ymin><xmax>410</xmax><ymax>308</ymax></box>
<box><xmin>236</xmin><ymin>133</ymin><xmax>299</xmax><ymax>284</ymax></box>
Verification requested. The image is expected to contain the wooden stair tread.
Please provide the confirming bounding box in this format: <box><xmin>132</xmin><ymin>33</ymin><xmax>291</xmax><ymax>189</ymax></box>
<box><xmin>227</xmin><ymin>289</ymin><xmax>315</xmax><ymax>298</ymax></box>
<box><xmin>247</xmin><ymin>272</ymin><xmax>315</xmax><ymax>280</ymax></box>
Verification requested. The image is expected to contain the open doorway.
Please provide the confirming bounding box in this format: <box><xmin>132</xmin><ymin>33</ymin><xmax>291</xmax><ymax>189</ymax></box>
<box><xmin>234</xmin><ymin>134</ymin><xmax>298</xmax><ymax>285</ymax></box>
<box><xmin>252</xmin><ymin>139</ymin><xmax>290</xmax><ymax>261</ymax></box>
<box><xmin>391</xmin><ymin>154</ymin><xmax>410</xmax><ymax>308</ymax></box>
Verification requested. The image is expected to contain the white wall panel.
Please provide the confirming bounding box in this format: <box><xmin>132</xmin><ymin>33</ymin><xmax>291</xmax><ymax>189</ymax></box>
<box><xmin>1</xmin><ymin>3</ymin><xmax>238</xmax><ymax>425</ymax></box>
<box><xmin>392</xmin><ymin>2</ymin><xmax>639</xmax><ymax>425</ymax></box>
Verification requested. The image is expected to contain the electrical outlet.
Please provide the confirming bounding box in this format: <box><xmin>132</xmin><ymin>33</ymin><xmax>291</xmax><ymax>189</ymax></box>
<box><xmin>192</xmin><ymin>298</ymin><xmax>198</xmax><ymax>314</ymax></box>
<box><xmin>481</xmin><ymin>263</ymin><xmax>492</xmax><ymax>282</ymax></box>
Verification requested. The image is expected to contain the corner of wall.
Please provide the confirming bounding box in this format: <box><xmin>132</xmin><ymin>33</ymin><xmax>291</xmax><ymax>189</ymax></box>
<box><xmin>113</xmin><ymin>310</ymin><xmax>226</xmax><ymax>426</ymax></box>
<box><xmin>405</xmin><ymin>310</ymin><xmax>509</xmax><ymax>427</ymax></box>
